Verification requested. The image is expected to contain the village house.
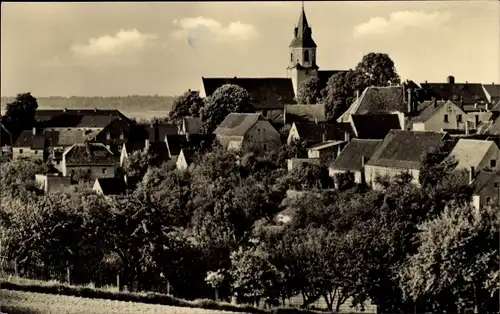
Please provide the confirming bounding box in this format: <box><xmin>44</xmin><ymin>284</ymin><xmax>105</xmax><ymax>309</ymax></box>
<box><xmin>287</xmin><ymin>121</ymin><xmax>353</xmax><ymax>145</ymax></box>
<box><xmin>329</xmin><ymin>138</ymin><xmax>382</xmax><ymax>184</ymax></box>
<box><xmin>470</xmin><ymin>169</ymin><xmax>500</xmax><ymax>210</ymax></box>
<box><xmin>449</xmin><ymin>139</ymin><xmax>500</xmax><ymax>172</ymax></box>
<box><xmin>348</xmin><ymin>114</ymin><xmax>402</xmax><ymax>139</ymax></box>
<box><xmin>411</xmin><ymin>100</ymin><xmax>471</xmax><ymax>132</ymax></box>
<box><xmin>12</xmin><ymin>128</ymin><xmax>46</xmax><ymax>160</ymax></box>
<box><xmin>62</xmin><ymin>143</ymin><xmax>117</xmax><ymax>180</ymax></box>
<box><xmin>35</xmin><ymin>173</ymin><xmax>72</xmax><ymax>193</ymax></box>
<box><xmin>337</xmin><ymin>85</ymin><xmax>415</xmax><ymax>125</ymax></box>
<box><xmin>364</xmin><ymin>130</ymin><xmax>451</xmax><ymax>187</ymax></box>
<box><xmin>307</xmin><ymin>140</ymin><xmax>347</xmax><ymax>160</ymax></box>
<box><xmin>213</xmin><ymin>113</ymin><xmax>281</xmax><ymax>152</ymax></box>
<box><xmin>178</xmin><ymin>116</ymin><xmax>203</xmax><ymax>136</ymax></box>
<box><xmin>419</xmin><ymin>76</ymin><xmax>489</xmax><ymax>109</ymax></box>
<box><xmin>482</xmin><ymin>83</ymin><xmax>500</xmax><ymax>104</ymax></box>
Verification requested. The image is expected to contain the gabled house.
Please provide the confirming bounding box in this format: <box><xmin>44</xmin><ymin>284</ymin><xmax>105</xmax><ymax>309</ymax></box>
<box><xmin>411</xmin><ymin>100</ymin><xmax>470</xmax><ymax>132</ymax></box>
<box><xmin>364</xmin><ymin>130</ymin><xmax>450</xmax><ymax>187</ymax></box>
<box><xmin>470</xmin><ymin>170</ymin><xmax>500</xmax><ymax>210</ymax></box>
<box><xmin>449</xmin><ymin>139</ymin><xmax>500</xmax><ymax>172</ymax></box>
<box><xmin>35</xmin><ymin>108</ymin><xmax>132</xmax><ymax>131</ymax></box>
<box><xmin>419</xmin><ymin>76</ymin><xmax>489</xmax><ymax>107</ymax></box>
<box><xmin>349</xmin><ymin>114</ymin><xmax>402</xmax><ymax>139</ymax></box>
<box><xmin>62</xmin><ymin>143</ymin><xmax>117</xmax><ymax>180</ymax></box>
<box><xmin>213</xmin><ymin>113</ymin><xmax>281</xmax><ymax>152</ymax></box>
<box><xmin>307</xmin><ymin>140</ymin><xmax>347</xmax><ymax>160</ymax></box>
<box><xmin>12</xmin><ymin>128</ymin><xmax>46</xmax><ymax>160</ymax></box>
<box><xmin>482</xmin><ymin>83</ymin><xmax>500</xmax><ymax>104</ymax></box>
<box><xmin>338</xmin><ymin>86</ymin><xmax>413</xmax><ymax>123</ymax></box>
<box><xmin>35</xmin><ymin>173</ymin><xmax>72</xmax><ymax>193</ymax></box>
<box><xmin>91</xmin><ymin>118</ymin><xmax>133</xmax><ymax>154</ymax></box>
<box><xmin>284</xmin><ymin>104</ymin><xmax>326</xmax><ymax>125</ymax></box>
<box><xmin>287</xmin><ymin>121</ymin><xmax>353</xmax><ymax>145</ymax></box>
<box><xmin>329</xmin><ymin>139</ymin><xmax>382</xmax><ymax>184</ymax></box>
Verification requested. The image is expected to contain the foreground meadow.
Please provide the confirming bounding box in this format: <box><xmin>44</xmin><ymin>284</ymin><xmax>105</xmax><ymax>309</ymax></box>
<box><xmin>0</xmin><ymin>290</ymin><xmax>246</xmax><ymax>314</ymax></box>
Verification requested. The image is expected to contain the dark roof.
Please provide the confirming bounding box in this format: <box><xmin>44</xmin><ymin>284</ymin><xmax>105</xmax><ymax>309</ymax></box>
<box><xmin>482</xmin><ymin>84</ymin><xmax>500</xmax><ymax>99</ymax></box>
<box><xmin>13</xmin><ymin>130</ymin><xmax>46</xmax><ymax>149</ymax></box>
<box><xmin>366</xmin><ymin>130</ymin><xmax>448</xmax><ymax>169</ymax></box>
<box><xmin>330</xmin><ymin>139</ymin><xmax>382</xmax><ymax>171</ymax></box>
<box><xmin>289</xmin><ymin>8</ymin><xmax>317</xmax><ymax>48</ymax></box>
<box><xmin>351</xmin><ymin>114</ymin><xmax>402</xmax><ymax>139</ymax></box>
<box><xmin>64</xmin><ymin>143</ymin><xmax>115</xmax><ymax>165</ymax></box>
<box><xmin>148</xmin><ymin>142</ymin><xmax>171</xmax><ymax>160</ymax></box>
<box><xmin>285</xmin><ymin>104</ymin><xmax>326</xmax><ymax>123</ymax></box>
<box><xmin>472</xmin><ymin>170</ymin><xmax>500</xmax><ymax>194</ymax></box>
<box><xmin>294</xmin><ymin>121</ymin><xmax>354</xmax><ymax>144</ymax></box>
<box><xmin>419</xmin><ymin>82</ymin><xmax>488</xmax><ymax>105</ymax></box>
<box><xmin>35</xmin><ymin>109</ymin><xmax>131</xmax><ymax>129</ymax></box>
<box><xmin>165</xmin><ymin>134</ymin><xmax>215</xmax><ymax>157</ymax></box>
<box><xmin>44</xmin><ymin>129</ymin><xmax>99</xmax><ymax>147</ymax></box>
<box><xmin>95</xmin><ymin>178</ymin><xmax>127</xmax><ymax>195</ymax></box>
<box><xmin>357</xmin><ymin>86</ymin><xmax>407</xmax><ymax>114</ymax></box>
<box><xmin>214</xmin><ymin>113</ymin><xmax>267</xmax><ymax>136</ymax></box>
<box><xmin>202</xmin><ymin>78</ymin><xmax>295</xmax><ymax>109</ymax></box>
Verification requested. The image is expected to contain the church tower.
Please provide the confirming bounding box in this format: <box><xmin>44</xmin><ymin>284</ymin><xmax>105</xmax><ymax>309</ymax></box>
<box><xmin>287</xmin><ymin>3</ymin><xmax>319</xmax><ymax>97</ymax></box>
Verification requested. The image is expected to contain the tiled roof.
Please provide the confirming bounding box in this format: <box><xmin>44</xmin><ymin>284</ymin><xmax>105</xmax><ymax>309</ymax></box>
<box><xmin>471</xmin><ymin>170</ymin><xmax>500</xmax><ymax>194</ymax></box>
<box><xmin>95</xmin><ymin>177</ymin><xmax>127</xmax><ymax>195</ymax></box>
<box><xmin>183</xmin><ymin>117</ymin><xmax>203</xmax><ymax>134</ymax></box>
<box><xmin>289</xmin><ymin>8</ymin><xmax>317</xmax><ymax>48</ymax></box>
<box><xmin>214</xmin><ymin>113</ymin><xmax>264</xmax><ymax>137</ymax></box>
<box><xmin>294</xmin><ymin>121</ymin><xmax>354</xmax><ymax>144</ymax></box>
<box><xmin>285</xmin><ymin>104</ymin><xmax>326</xmax><ymax>123</ymax></box>
<box><xmin>338</xmin><ymin>86</ymin><xmax>407</xmax><ymax>122</ymax></box>
<box><xmin>366</xmin><ymin>130</ymin><xmax>448</xmax><ymax>169</ymax></box>
<box><xmin>330</xmin><ymin>139</ymin><xmax>382</xmax><ymax>171</ymax></box>
<box><xmin>63</xmin><ymin>143</ymin><xmax>115</xmax><ymax>165</ymax></box>
<box><xmin>450</xmin><ymin>139</ymin><xmax>497</xmax><ymax>170</ymax></box>
<box><xmin>44</xmin><ymin>129</ymin><xmax>99</xmax><ymax>147</ymax></box>
<box><xmin>419</xmin><ymin>82</ymin><xmax>488</xmax><ymax>105</ymax></box>
<box><xmin>148</xmin><ymin>142</ymin><xmax>171</xmax><ymax>160</ymax></box>
<box><xmin>351</xmin><ymin>114</ymin><xmax>402</xmax><ymax>139</ymax></box>
<box><xmin>165</xmin><ymin>134</ymin><xmax>215</xmax><ymax>157</ymax></box>
<box><xmin>13</xmin><ymin>130</ymin><xmax>45</xmax><ymax>149</ymax></box>
<box><xmin>483</xmin><ymin>84</ymin><xmax>500</xmax><ymax>99</ymax></box>
<box><xmin>202</xmin><ymin>77</ymin><xmax>295</xmax><ymax>109</ymax></box>
<box><xmin>35</xmin><ymin>109</ymin><xmax>131</xmax><ymax>129</ymax></box>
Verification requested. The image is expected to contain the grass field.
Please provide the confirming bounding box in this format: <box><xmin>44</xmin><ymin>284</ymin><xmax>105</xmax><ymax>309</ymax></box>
<box><xmin>0</xmin><ymin>289</ymin><xmax>246</xmax><ymax>314</ymax></box>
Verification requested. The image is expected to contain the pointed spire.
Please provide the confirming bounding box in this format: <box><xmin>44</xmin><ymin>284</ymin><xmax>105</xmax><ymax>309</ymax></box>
<box><xmin>289</xmin><ymin>3</ymin><xmax>316</xmax><ymax>48</ymax></box>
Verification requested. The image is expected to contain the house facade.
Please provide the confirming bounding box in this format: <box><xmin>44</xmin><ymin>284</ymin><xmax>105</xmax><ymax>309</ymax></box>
<box><xmin>412</xmin><ymin>100</ymin><xmax>471</xmax><ymax>132</ymax></box>
<box><xmin>35</xmin><ymin>173</ymin><xmax>72</xmax><ymax>193</ymax></box>
<box><xmin>62</xmin><ymin>143</ymin><xmax>117</xmax><ymax>180</ymax></box>
<box><xmin>471</xmin><ymin>170</ymin><xmax>500</xmax><ymax>210</ymax></box>
<box><xmin>450</xmin><ymin>139</ymin><xmax>500</xmax><ymax>172</ymax></box>
<box><xmin>12</xmin><ymin>129</ymin><xmax>45</xmax><ymax>161</ymax></box>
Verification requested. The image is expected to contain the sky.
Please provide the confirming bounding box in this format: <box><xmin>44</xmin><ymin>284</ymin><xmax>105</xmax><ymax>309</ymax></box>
<box><xmin>1</xmin><ymin>1</ymin><xmax>499</xmax><ymax>97</ymax></box>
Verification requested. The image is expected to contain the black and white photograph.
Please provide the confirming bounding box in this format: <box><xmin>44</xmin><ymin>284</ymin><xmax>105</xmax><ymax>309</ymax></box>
<box><xmin>0</xmin><ymin>1</ymin><xmax>499</xmax><ymax>313</ymax></box>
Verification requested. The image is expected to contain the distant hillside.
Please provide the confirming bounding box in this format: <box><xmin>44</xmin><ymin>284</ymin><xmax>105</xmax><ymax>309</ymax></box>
<box><xmin>1</xmin><ymin>96</ymin><xmax>175</xmax><ymax>112</ymax></box>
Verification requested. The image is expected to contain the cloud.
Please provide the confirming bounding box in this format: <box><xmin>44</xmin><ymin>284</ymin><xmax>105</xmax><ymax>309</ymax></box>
<box><xmin>71</xmin><ymin>29</ymin><xmax>158</xmax><ymax>57</ymax></box>
<box><xmin>172</xmin><ymin>16</ymin><xmax>258</xmax><ymax>44</ymax></box>
<box><xmin>353</xmin><ymin>11</ymin><xmax>451</xmax><ymax>38</ymax></box>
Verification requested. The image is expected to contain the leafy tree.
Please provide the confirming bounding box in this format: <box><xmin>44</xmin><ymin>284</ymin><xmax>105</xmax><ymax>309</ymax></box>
<box><xmin>4</xmin><ymin>93</ymin><xmax>39</xmax><ymax>135</ymax></box>
<box><xmin>281</xmin><ymin>163</ymin><xmax>333</xmax><ymax>191</ymax></box>
<box><xmin>168</xmin><ymin>90</ymin><xmax>205</xmax><ymax>126</ymax></box>
<box><xmin>296</xmin><ymin>77</ymin><xmax>322</xmax><ymax>105</ymax></box>
<box><xmin>0</xmin><ymin>158</ymin><xmax>48</xmax><ymax>198</ymax></box>
<box><xmin>200</xmin><ymin>84</ymin><xmax>254</xmax><ymax>134</ymax></box>
<box><xmin>354</xmin><ymin>52</ymin><xmax>401</xmax><ymax>88</ymax></box>
<box><xmin>399</xmin><ymin>203</ymin><xmax>500</xmax><ymax>314</ymax></box>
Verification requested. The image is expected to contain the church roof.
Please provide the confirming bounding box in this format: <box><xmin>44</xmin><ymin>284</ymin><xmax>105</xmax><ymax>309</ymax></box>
<box><xmin>289</xmin><ymin>7</ymin><xmax>317</xmax><ymax>48</ymax></box>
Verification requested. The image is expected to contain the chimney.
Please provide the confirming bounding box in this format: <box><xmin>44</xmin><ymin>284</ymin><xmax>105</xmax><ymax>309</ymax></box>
<box><xmin>447</xmin><ymin>75</ymin><xmax>455</xmax><ymax>84</ymax></box>
<box><xmin>344</xmin><ymin>132</ymin><xmax>350</xmax><ymax>142</ymax></box>
<box><xmin>465</xmin><ymin>120</ymin><xmax>469</xmax><ymax>136</ymax></box>
<box><xmin>145</xmin><ymin>138</ymin><xmax>150</xmax><ymax>151</ymax></box>
<box><xmin>322</xmin><ymin>132</ymin><xmax>326</xmax><ymax>142</ymax></box>
<box><xmin>469</xmin><ymin>166</ymin><xmax>475</xmax><ymax>184</ymax></box>
<box><xmin>407</xmin><ymin>88</ymin><xmax>413</xmax><ymax>113</ymax></box>
<box><xmin>361</xmin><ymin>155</ymin><xmax>366</xmax><ymax>168</ymax></box>
<box><xmin>32</xmin><ymin>127</ymin><xmax>36</xmax><ymax>135</ymax></box>
<box><xmin>356</xmin><ymin>90</ymin><xmax>360</xmax><ymax>100</ymax></box>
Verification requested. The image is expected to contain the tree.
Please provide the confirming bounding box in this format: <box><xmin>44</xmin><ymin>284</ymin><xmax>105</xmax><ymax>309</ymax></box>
<box><xmin>4</xmin><ymin>93</ymin><xmax>39</xmax><ymax>135</ymax></box>
<box><xmin>399</xmin><ymin>203</ymin><xmax>500</xmax><ymax>313</ymax></box>
<box><xmin>168</xmin><ymin>90</ymin><xmax>204</xmax><ymax>126</ymax></box>
<box><xmin>200</xmin><ymin>84</ymin><xmax>254</xmax><ymax>134</ymax></box>
<box><xmin>281</xmin><ymin>163</ymin><xmax>333</xmax><ymax>191</ymax></box>
<box><xmin>354</xmin><ymin>52</ymin><xmax>401</xmax><ymax>88</ymax></box>
<box><xmin>296</xmin><ymin>77</ymin><xmax>322</xmax><ymax>105</ymax></box>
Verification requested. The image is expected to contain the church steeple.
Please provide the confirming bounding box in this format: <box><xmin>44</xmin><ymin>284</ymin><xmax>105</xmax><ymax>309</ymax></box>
<box><xmin>289</xmin><ymin>4</ymin><xmax>317</xmax><ymax>49</ymax></box>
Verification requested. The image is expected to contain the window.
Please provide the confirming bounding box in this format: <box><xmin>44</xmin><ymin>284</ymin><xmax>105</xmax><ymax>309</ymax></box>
<box><xmin>304</xmin><ymin>50</ymin><xmax>309</xmax><ymax>62</ymax></box>
<box><xmin>102</xmin><ymin>168</ymin><xmax>107</xmax><ymax>174</ymax></box>
<box><xmin>263</xmin><ymin>144</ymin><xmax>267</xmax><ymax>150</ymax></box>
<box><xmin>290</xmin><ymin>53</ymin><xmax>293</xmax><ymax>62</ymax></box>
<box><xmin>491</xmin><ymin>159</ymin><xmax>497</xmax><ymax>168</ymax></box>
<box><xmin>457</xmin><ymin>114</ymin><xmax>462</xmax><ymax>122</ymax></box>
<box><xmin>475</xmin><ymin>115</ymin><xmax>480</xmax><ymax>125</ymax></box>
<box><xmin>34</xmin><ymin>151</ymin><xmax>38</xmax><ymax>154</ymax></box>
<box><xmin>19</xmin><ymin>149</ymin><xmax>23</xmax><ymax>154</ymax></box>
<box><xmin>486</xmin><ymin>197</ymin><xmax>491</xmax><ymax>205</ymax></box>
<box><xmin>56</xmin><ymin>161</ymin><xmax>60</xmax><ymax>165</ymax></box>
<box><xmin>87</xmin><ymin>169</ymin><xmax>91</xmax><ymax>174</ymax></box>
<box><xmin>444</xmin><ymin>114</ymin><xmax>449</xmax><ymax>123</ymax></box>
